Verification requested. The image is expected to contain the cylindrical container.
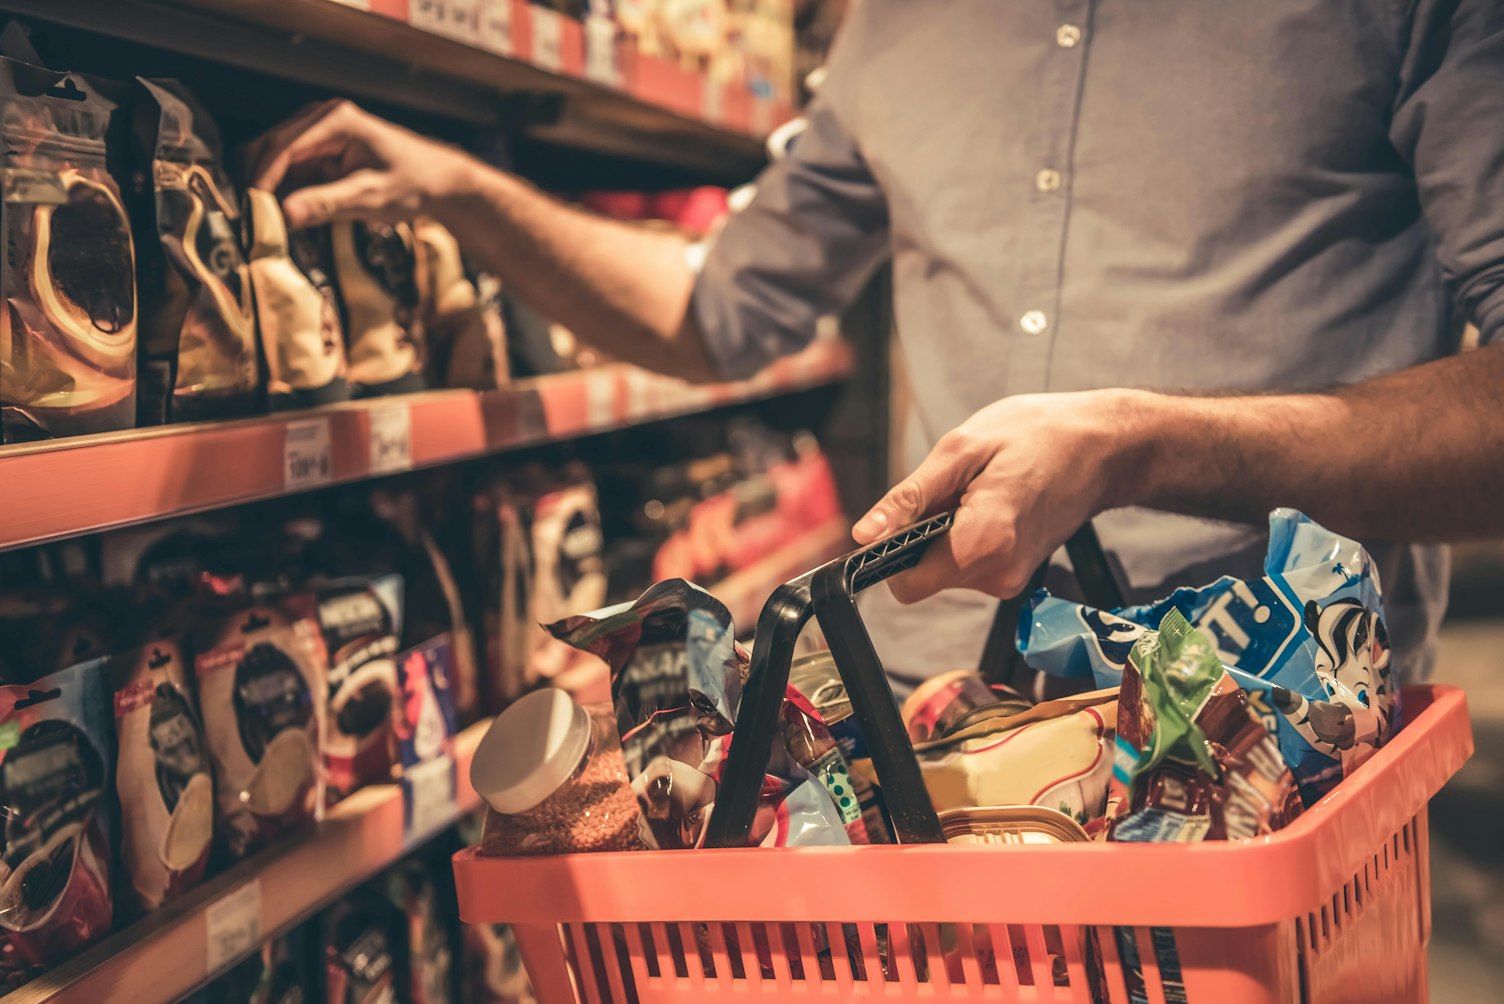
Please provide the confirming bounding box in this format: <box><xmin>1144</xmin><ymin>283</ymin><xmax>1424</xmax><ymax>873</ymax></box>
<box><xmin>471</xmin><ymin>689</ymin><xmax>644</xmax><ymax>856</ymax></box>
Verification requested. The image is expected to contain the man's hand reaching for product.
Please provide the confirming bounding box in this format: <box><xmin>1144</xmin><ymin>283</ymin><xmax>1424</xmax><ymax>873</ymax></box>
<box><xmin>851</xmin><ymin>391</ymin><xmax>1136</xmax><ymax>604</ymax></box>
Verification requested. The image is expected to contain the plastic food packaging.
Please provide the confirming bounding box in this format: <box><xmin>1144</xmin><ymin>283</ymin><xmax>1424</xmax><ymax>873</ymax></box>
<box><xmin>473</xmin><ymin>689</ymin><xmax>645</xmax><ymax>856</ymax></box>
<box><xmin>1108</xmin><ymin>610</ymin><xmax>1300</xmax><ymax>843</ymax></box>
<box><xmin>414</xmin><ymin>217</ymin><xmax>508</xmax><ymax>390</ymax></box>
<box><xmin>0</xmin><ymin>659</ymin><xmax>115</xmax><ymax>989</ymax></box>
<box><xmin>109</xmin><ymin>627</ymin><xmax>214</xmax><ymax>918</ymax></box>
<box><xmin>192</xmin><ymin>595</ymin><xmax>327</xmax><ymax>859</ymax></box>
<box><xmin>244</xmin><ymin>190</ymin><xmax>350</xmax><ymax>409</ymax></box>
<box><xmin>396</xmin><ymin>635</ymin><xmax>460</xmax><ymax>835</ymax></box>
<box><xmin>382</xmin><ymin>860</ymin><xmax>457</xmax><ymax>1004</ymax></box>
<box><xmin>0</xmin><ymin>59</ymin><xmax>136</xmax><ymax>442</ymax></box>
<box><xmin>316</xmin><ymin>582</ymin><xmax>401</xmax><ymax>801</ymax></box>
<box><xmin>546</xmin><ymin>579</ymin><xmax>852</xmax><ymax>849</ymax></box>
<box><xmin>1019</xmin><ymin>508</ymin><xmax>1397</xmax><ymax>804</ymax></box>
<box><xmin>129</xmin><ymin>78</ymin><xmax>257</xmax><ymax>424</ymax></box>
<box><xmin>528</xmin><ymin>475</ymin><xmax>609</xmax><ymax>697</ymax></box>
<box><xmin>910</xmin><ymin>690</ymin><xmax>1117</xmax><ymax>834</ymax></box>
<box><xmin>788</xmin><ymin>651</ymin><xmax>893</xmax><ymax>843</ymax></box>
<box><xmin>332</xmin><ymin>220</ymin><xmax>427</xmax><ymax>397</ymax></box>
<box><xmin>323</xmin><ymin>888</ymin><xmax>402</xmax><ymax>1004</ymax></box>
<box><xmin>900</xmin><ymin>668</ymin><xmax>1033</xmax><ymax>743</ymax></box>
<box><xmin>938</xmin><ymin>806</ymin><xmax>1091</xmax><ymax>845</ymax></box>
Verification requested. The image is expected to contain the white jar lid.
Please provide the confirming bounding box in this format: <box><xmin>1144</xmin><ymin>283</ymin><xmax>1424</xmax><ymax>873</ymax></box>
<box><xmin>470</xmin><ymin>688</ymin><xmax>592</xmax><ymax>815</ymax></box>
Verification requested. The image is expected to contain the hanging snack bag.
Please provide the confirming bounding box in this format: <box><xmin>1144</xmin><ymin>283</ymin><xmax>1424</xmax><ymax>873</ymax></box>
<box><xmin>547</xmin><ymin>579</ymin><xmax>851</xmax><ymax>849</ymax></box>
<box><xmin>1109</xmin><ymin>610</ymin><xmax>1300</xmax><ymax>842</ymax></box>
<box><xmin>317</xmin><ymin>581</ymin><xmax>402</xmax><ymax>801</ymax></box>
<box><xmin>1019</xmin><ymin>508</ymin><xmax>1397</xmax><ymax>804</ymax></box>
<box><xmin>0</xmin><ymin>59</ymin><xmax>136</xmax><ymax>442</ymax></box>
<box><xmin>244</xmin><ymin>190</ymin><xmax>350</xmax><ymax>410</ymax></box>
<box><xmin>110</xmin><ymin>626</ymin><xmax>214</xmax><ymax>918</ymax></box>
<box><xmin>193</xmin><ymin>596</ymin><xmax>326</xmax><ymax>859</ymax></box>
<box><xmin>0</xmin><ymin>659</ymin><xmax>114</xmax><ymax>988</ymax></box>
<box><xmin>414</xmin><ymin>217</ymin><xmax>507</xmax><ymax>390</ymax></box>
<box><xmin>332</xmin><ymin>219</ymin><xmax>426</xmax><ymax>397</ymax></box>
<box><xmin>130</xmin><ymin>78</ymin><xmax>256</xmax><ymax>424</ymax></box>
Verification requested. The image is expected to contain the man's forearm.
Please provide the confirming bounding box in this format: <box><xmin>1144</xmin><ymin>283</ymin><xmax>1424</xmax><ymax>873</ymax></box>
<box><xmin>1121</xmin><ymin>343</ymin><xmax>1504</xmax><ymax>540</ymax></box>
<box><xmin>432</xmin><ymin>161</ymin><xmax>715</xmax><ymax>381</ymax></box>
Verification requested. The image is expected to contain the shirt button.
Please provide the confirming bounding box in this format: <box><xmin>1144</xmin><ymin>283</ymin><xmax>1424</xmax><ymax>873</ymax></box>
<box><xmin>1035</xmin><ymin>168</ymin><xmax>1062</xmax><ymax>192</ymax></box>
<box><xmin>1057</xmin><ymin>24</ymin><xmax>1082</xmax><ymax>48</ymax></box>
<box><xmin>1019</xmin><ymin>310</ymin><xmax>1049</xmax><ymax>335</ymax></box>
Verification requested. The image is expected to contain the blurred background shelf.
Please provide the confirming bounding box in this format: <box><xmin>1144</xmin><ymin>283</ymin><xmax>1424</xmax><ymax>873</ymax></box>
<box><xmin>3</xmin><ymin>721</ymin><xmax>487</xmax><ymax>1004</ymax></box>
<box><xmin>0</xmin><ymin>339</ymin><xmax>852</xmax><ymax>553</ymax></box>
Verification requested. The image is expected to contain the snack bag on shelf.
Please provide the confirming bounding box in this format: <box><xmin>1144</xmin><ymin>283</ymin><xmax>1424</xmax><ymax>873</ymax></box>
<box><xmin>109</xmin><ymin>625</ymin><xmax>214</xmax><ymax>918</ymax></box>
<box><xmin>1018</xmin><ymin>508</ymin><xmax>1397</xmax><ymax>804</ymax></box>
<box><xmin>192</xmin><ymin>595</ymin><xmax>326</xmax><ymax>859</ymax></box>
<box><xmin>332</xmin><ymin>219</ymin><xmax>427</xmax><ymax>397</ymax></box>
<box><xmin>414</xmin><ymin>217</ymin><xmax>508</xmax><ymax>390</ymax></box>
<box><xmin>0</xmin><ymin>59</ymin><xmax>136</xmax><ymax>442</ymax></box>
<box><xmin>244</xmin><ymin>191</ymin><xmax>350</xmax><ymax>409</ymax></box>
<box><xmin>0</xmin><ymin>588</ymin><xmax>117</xmax><ymax>683</ymax></box>
<box><xmin>547</xmin><ymin>578</ymin><xmax>852</xmax><ymax>849</ymax></box>
<box><xmin>323</xmin><ymin>887</ymin><xmax>403</xmax><ymax>1004</ymax></box>
<box><xmin>316</xmin><ymin>580</ymin><xmax>402</xmax><ymax>802</ymax></box>
<box><xmin>1109</xmin><ymin>610</ymin><xmax>1300</xmax><ymax>842</ymax></box>
<box><xmin>395</xmin><ymin>635</ymin><xmax>460</xmax><ymax>836</ymax></box>
<box><xmin>130</xmin><ymin>78</ymin><xmax>257</xmax><ymax>424</ymax></box>
<box><xmin>382</xmin><ymin>859</ymin><xmax>458</xmax><ymax>1004</ymax></box>
<box><xmin>0</xmin><ymin>658</ymin><xmax>115</xmax><ymax>988</ymax></box>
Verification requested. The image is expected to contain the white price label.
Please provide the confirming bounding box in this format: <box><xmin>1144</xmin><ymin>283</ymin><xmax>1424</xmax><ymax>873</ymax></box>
<box><xmin>368</xmin><ymin>403</ymin><xmax>412</xmax><ymax>474</ymax></box>
<box><xmin>478</xmin><ymin>0</ymin><xmax>514</xmax><ymax>54</ymax></box>
<box><xmin>206</xmin><ymin>881</ymin><xmax>262</xmax><ymax>974</ymax></box>
<box><xmin>406</xmin><ymin>754</ymin><xmax>457</xmax><ymax>839</ymax></box>
<box><xmin>584</xmin><ymin>15</ymin><xmax>619</xmax><ymax>85</ymax></box>
<box><xmin>531</xmin><ymin>5</ymin><xmax>563</xmax><ymax>72</ymax></box>
<box><xmin>701</xmin><ymin>77</ymin><xmax>725</xmax><ymax>125</ymax></box>
<box><xmin>408</xmin><ymin>0</ymin><xmax>448</xmax><ymax>34</ymax></box>
<box><xmin>283</xmin><ymin>418</ymin><xmax>332</xmax><ymax>490</ymax></box>
<box><xmin>444</xmin><ymin>0</ymin><xmax>481</xmax><ymax>41</ymax></box>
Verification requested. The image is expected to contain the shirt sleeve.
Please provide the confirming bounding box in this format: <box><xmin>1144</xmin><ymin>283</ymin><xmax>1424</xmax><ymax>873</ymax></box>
<box><xmin>1389</xmin><ymin>0</ymin><xmax>1504</xmax><ymax>345</ymax></box>
<box><xmin>690</xmin><ymin>75</ymin><xmax>890</xmax><ymax>379</ymax></box>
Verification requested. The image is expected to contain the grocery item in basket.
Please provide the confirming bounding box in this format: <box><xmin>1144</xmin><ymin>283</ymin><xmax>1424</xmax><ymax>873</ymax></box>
<box><xmin>245</xmin><ymin>191</ymin><xmax>351</xmax><ymax>409</ymax></box>
<box><xmin>109</xmin><ymin>628</ymin><xmax>213</xmax><ymax>917</ymax></box>
<box><xmin>317</xmin><ymin>582</ymin><xmax>401</xmax><ymax>801</ymax></box>
<box><xmin>130</xmin><ymin>78</ymin><xmax>257</xmax><ymax>424</ymax></box>
<box><xmin>1109</xmin><ymin>610</ymin><xmax>1300</xmax><ymax>843</ymax></box>
<box><xmin>911</xmin><ymin>689</ymin><xmax>1117</xmax><ymax>835</ymax></box>
<box><xmin>324</xmin><ymin>888</ymin><xmax>402</xmax><ymax>1004</ymax></box>
<box><xmin>193</xmin><ymin>595</ymin><xmax>326</xmax><ymax>858</ymax></box>
<box><xmin>788</xmin><ymin>651</ymin><xmax>893</xmax><ymax>843</ymax></box>
<box><xmin>938</xmin><ymin>805</ymin><xmax>1091</xmax><ymax>845</ymax></box>
<box><xmin>547</xmin><ymin>579</ymin><xmax>852</xmax><ymax>848</ymax></box>
<box><xmin>0</xmin><ymin>59</ymin><xmax>136</xmax><ymax>442</ymax></box>
<box><xmin>1019</xmin><ymin>508</ymin><xmax>1397</xmax><ymax>804</ymax></box>
<box><xmin>474</xmin><ymin>689</ymin><xmax>645</xmax><ymax>856</ymax></box>
<box><xmin>332</xmin><ymin>219</ymin><xmax>427</xmax><ymax>397</ymax></box>
<box><xmin>0</xmin><ymin>658</ymin><xmax>114</xmax><ymax>988</ymax></box>
<box><xmin>414</xmin><ymin>217</ymin><xmax>508</xmax><ymax>390</ymax></box>
<box><xmin>778</xmin><ymin>687</ymin><xmax>869</xmax><ymax>843</ymax></box>
<box><xmin>900</xmin><ymin>668</ymin><xmax>1033</xmax><ymax>742</ymax></box>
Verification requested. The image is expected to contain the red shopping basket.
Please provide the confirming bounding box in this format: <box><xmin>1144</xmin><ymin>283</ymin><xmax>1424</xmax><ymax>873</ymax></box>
<box><xmin>454</xmin><ymin>515</ymin><xmax>1474</xmax><ymax>1003</ymax></box>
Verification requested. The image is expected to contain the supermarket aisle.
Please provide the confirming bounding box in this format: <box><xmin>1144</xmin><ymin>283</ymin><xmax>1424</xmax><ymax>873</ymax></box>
<box><xmin>1428</xmin><ymin>613</ymin><xmax>1504</xmax><ymax>1002</ymax></box>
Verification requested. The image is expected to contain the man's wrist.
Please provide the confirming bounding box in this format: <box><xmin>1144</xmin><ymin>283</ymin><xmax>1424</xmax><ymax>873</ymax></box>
<box><xmin>1086</xmin><ymin>387</ymin><xmax>1176</xmax><ymax>512</ymax></box>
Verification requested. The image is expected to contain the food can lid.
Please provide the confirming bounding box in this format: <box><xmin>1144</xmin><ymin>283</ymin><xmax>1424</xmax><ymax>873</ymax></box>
<box><xmin>471</xmin><ymin>688</ymin><xmax>592</xmax><ymax>815</ymax></box>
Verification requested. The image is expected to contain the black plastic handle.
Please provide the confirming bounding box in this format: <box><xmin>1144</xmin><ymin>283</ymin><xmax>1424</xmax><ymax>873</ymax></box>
<box><xmin>704</xmin><ymin>514</ymin><xmax>954</xmax><ymax>848</ymax></box>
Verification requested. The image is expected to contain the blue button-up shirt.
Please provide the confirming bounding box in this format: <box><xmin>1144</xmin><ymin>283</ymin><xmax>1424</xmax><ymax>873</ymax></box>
<box><xmin>692</xmin><ymin>0</ymin><xmax>1504</xmax><ymax>681</ymax></box>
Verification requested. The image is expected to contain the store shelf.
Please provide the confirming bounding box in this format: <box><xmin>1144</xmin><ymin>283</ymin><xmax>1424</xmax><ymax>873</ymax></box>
<box><xmin>5</xmin><ymin>0</ymin><xmax>792</xmax><ymax>176</ymax></box>
<box><xmin>0</xmin><ymin>339</ymin><xmax>852</xmax><ymax>553</ymax></box>
<box><xmin>6</xmin><ymin>721</ymin><xmax>487</xmax><ymax>1004</ymax></box>
<box><xmin>713</xmin><ymin>517</ymin><xmax>853</xmax><ymax>630</ymax></box>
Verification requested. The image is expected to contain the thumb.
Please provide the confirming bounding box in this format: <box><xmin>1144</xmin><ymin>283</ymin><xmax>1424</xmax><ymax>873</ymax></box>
<box><xmin>851</xmin><ymin>432</ymin><xmax>984</xmax><ymax>543</ymax></box>
<box><xmin>280</xmin><ymin>170</ymin><xmax>385</xmax><ymax>229</ymax></box>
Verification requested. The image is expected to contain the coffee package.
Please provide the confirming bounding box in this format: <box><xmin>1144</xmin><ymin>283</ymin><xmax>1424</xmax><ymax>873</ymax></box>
<box><xmin>316</xmin><ymin>581</ymin><xmax>402</xmax><ymax>801</ymax></box>
<box><xmin>110</xmin><ymin>627</ymin><xmax>214</xmax><ymax>918</ymax></box>
<box><xmin>413</xmin><ymin>218</ymin><xmax>507</xmax><ymax>390</ymax></box>
<box><xmin>192</xmin><ymin>595</ymin><xmax>326</xmax><ymax>859</ymax></box>
<box><xmin>0</xmin><ymin>59</ymin><xmax>136</xmax><ymax>442</ymax></box>
<box><xmin>0</xmin><ymin>659</ymin><xmax>115</xmax><ymax>988</ymax></box>
<box><xmin>244</xmin><ymin>190</ymin><xmax>350</xmax><ymax>410</ymax></box>
<box><xmin>324</xmin><ymin>887</ymin><xmax>402</xmax><ymax>1004</ymax></box>
<box><xmin>396</xmin><ymin>635</ymin><xmax>459</xmax><ymax>836</ymax></box>
<box><xmin>130</xmin><ymin>78</ymin><xmax>256</xmax><ymax>424</ymax></box>
<box><xmin>332</xmin><ymin>220</ymin><xmax>426</xmax><ymax>396</ymax></box>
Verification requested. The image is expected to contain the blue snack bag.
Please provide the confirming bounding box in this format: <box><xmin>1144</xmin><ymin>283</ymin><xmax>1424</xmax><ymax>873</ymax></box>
<box><xmin>1018</xmin><ymin>509</ymin><xmax>1396</xmax><ymax>804</ymax></box>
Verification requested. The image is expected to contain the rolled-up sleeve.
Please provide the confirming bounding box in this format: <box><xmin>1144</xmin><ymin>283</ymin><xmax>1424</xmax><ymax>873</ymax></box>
<box><xmin>1389</xmin><ymin>0</ymin><xmax>1504</xmax><ymax>345</ymax></box>
<box><xmin>691</xmin><ymin>56</ymin><xmax>890</xmax><ymax>379</ymax></box>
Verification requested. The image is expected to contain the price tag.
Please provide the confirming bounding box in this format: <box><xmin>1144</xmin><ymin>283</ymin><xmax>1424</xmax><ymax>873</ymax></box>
<box><xmin>405</xmin><ymin>754</ymin><xmax>457</xmax><ymax>839</ymax></box>
<box><xmin>701</xmin><ymin>76</ymin><xmax>725</xmax><ymax>125</ymax></box>
<box><xmin>531</xmin><ymin>5</ymin><xmax>563</xmax><ymax>72</ymax></box>
<box><xmin>283</xmin><ymin>418</ymin><xmax>332</xmax><ymax>490</ymax></box>
<box><xmin>206</xmin><ymin>880</ymin><xmax>262</xmax><ymax>974</ymax></box>
<box><xmin>584</xmin><ymin>15</ymin><xmax>619</xmax><ymax>85</ymax></box>
<box><xmin>368</xmin><ymin>403</ymin><xmax>412</xmax><ymax>474</ymax></box>
<box><xmin>408</xmin><ymin>0</ymin><xmax>448</xmax><ymax>34</ymax></box>
<box><xmin>478</xmin><ymin>0</ymin><xmax>514</xmax><ymax>54</ymax></box>
<box><xmin>444</xmin><ymin>0</ymin><xmax>481</xmax><ymax>41</ymax></box>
